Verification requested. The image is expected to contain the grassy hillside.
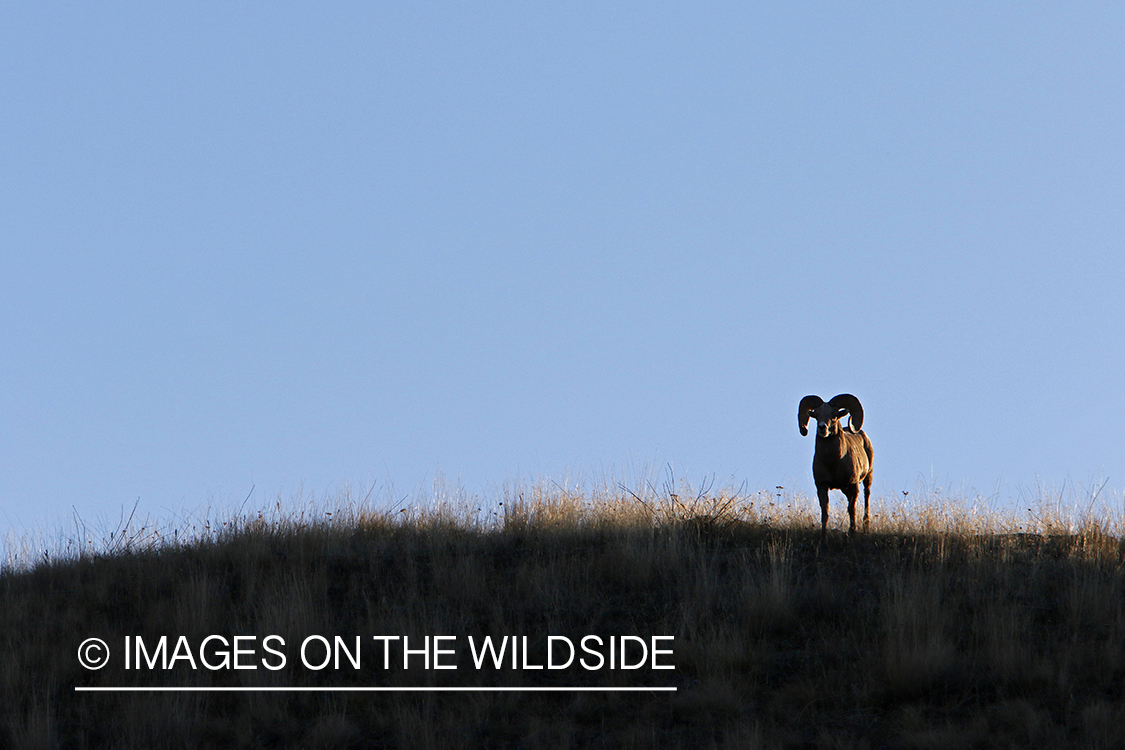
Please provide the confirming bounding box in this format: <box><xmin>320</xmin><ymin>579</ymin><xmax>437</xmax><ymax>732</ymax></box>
<box><xmin>3</xmin><ymin>484</ymin><xmax>1124</xmax><ymax>749</ymax></box>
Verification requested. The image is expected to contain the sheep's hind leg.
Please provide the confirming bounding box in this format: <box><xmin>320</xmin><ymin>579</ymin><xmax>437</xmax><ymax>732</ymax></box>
<box><xmin>863</xmin><ymin>475</ymin><xmax>872</xmax><ymax>531</ymax></box>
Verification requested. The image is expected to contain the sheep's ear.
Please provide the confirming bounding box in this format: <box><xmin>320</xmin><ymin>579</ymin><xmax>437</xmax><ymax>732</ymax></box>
<box><xmin>828</xmin><ymin>394</ymin><xmax>863</xmax><ymax>432</ymax></box>
<box><xmin>798</xmin><ymin>395</ymin><xmax>823</xmax><ymax>436</ymax></box>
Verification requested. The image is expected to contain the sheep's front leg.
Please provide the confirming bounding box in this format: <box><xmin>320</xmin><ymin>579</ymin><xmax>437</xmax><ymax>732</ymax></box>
<box><xmin>843</xmin><ymin>485</ymin><xmax>859</xmax><ymax>537</ymax></box>
<box><xmin>817</xmin><ymin>485</ymin><xmax>831</xmax><ymax>542</ymax></box>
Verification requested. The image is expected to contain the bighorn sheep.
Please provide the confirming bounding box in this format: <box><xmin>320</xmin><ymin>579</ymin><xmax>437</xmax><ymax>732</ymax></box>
<box><xmin>798</xmin><ymin>394</ymin><xmax>873</xmax><ymax>541</ymax></box>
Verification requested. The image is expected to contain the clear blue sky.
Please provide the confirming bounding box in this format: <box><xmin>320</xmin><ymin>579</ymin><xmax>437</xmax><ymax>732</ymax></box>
<box><xmin>2</xmin><ymin>3</ymin><xmax>1122</xmax><ymax>539</ymax></box>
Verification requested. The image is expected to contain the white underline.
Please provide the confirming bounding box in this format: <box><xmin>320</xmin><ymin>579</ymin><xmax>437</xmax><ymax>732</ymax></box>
<box><xmin>75</xmin><ymin>686</ymin><xmax>676</xmax><ymax>693</ymax></box>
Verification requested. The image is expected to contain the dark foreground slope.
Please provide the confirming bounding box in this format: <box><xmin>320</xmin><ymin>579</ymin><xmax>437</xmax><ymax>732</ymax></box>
<box><xmin>3</xmin><ymin>515</ymin><xmax>1125</xmax><ymax>749</ymax></box>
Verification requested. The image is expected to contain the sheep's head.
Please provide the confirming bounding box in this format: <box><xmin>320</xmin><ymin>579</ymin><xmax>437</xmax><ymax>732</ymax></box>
<box><xmin>798</xmin><ymin>394</ymin><xmax>864</xmax><ymax>437</ymax></box>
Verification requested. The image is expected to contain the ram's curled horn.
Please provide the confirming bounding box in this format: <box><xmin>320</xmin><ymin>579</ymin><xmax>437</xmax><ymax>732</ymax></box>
<box><xmin>798</xmin><ymin>395</ymin><xmax>825</xmax><ymax>436</ymax></box>
<box><xmin>827</xmin><ymin>393</ymin><xmax>864</xmax><ymax>433</ymax></box>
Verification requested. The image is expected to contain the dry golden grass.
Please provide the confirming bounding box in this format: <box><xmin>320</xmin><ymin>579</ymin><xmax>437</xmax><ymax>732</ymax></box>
<box><xmin>2</xmin><ymin>479</ymin><xmax>1124</xmax><ymax>749</ymax></box>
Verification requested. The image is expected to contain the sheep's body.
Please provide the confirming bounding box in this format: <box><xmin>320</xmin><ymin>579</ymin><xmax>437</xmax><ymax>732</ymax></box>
<box><xmin>798</xmin><ymin>394</ymin><xmax>873</xmax><ymax>541</ymax></box>
<box><xmin>811</xmin><ymin>427</ymin><xmax>873</xmax><ymax>540</ymax></box>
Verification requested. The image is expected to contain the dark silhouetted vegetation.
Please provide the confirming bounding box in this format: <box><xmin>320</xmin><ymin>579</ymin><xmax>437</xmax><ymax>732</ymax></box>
<box><xmin>3</xmin><ymin>483</ymin><xmax>1124</xmax><ymax>748</ymax></box>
